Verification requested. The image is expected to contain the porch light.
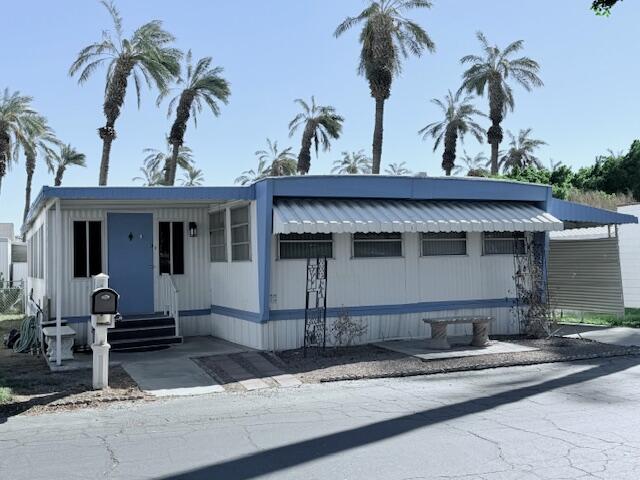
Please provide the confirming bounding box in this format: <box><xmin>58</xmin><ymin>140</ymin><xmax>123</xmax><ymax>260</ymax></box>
<box><xmin>188</xmin><ymin>222</ymin><xmax>198</xmax><ymax>238</ymax></box>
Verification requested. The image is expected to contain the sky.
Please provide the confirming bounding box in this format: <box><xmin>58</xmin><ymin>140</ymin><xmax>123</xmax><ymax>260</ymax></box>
<box><xmin>1</xmin><ymin>0</ymin><xmax>639</xmax><ymax>229</ymax></box>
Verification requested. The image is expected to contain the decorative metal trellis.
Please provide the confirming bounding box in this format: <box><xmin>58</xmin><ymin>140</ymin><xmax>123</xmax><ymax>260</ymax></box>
<box><xmin>303</xmin><ymin>256</ymin><xmax>328</xmax><ymax>355</ymax></box>
<box><xmin>512</xmin><ymin>232</ymin><xmax>554</xmax><ymax>337</ymax></box>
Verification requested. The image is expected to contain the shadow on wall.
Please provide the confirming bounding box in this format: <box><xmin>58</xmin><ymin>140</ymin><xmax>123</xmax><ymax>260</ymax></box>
<box><xmin>162</xmin><ymin>356</ymin><xmax>637</xmax><ymax>480</ymax></box>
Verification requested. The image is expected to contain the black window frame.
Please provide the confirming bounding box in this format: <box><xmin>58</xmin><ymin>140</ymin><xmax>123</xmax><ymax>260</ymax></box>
<box><xmin>158</xmin><ymin>221</ymin><xmax>185</xmax><ymax>275</ymax></box>
<box><xmin>278</xmin><ymin>233</ymin><xmax>333</xmax><ymax>260</ymax></box>
<box><xmin>352</xmin><ymin>232</ymin><xmax>403</xmax><ymax>258</ymax></box>
<box><xmin>72</xmin><ymin>220</ymin><xmax>103</xmax><ymax>278</ymax></box>
<box><xmin>421</xmin><ymin>232</ymin><xmax>467</xmax><ymax>257</ymax></box>
<box><xmin>483</xmin><ymin>231</ymin><xmax>526</xmax><ymax>255</ymax></box>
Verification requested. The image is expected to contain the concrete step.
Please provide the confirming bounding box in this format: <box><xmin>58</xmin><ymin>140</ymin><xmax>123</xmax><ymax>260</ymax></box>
<box><xmin>115</xmin><ymin>316</ymin><xmax>175</xmax><ymax>330</ymax></box>
<box><xmin>110</xmin><ymin>335</ymin><xmax>183</xmax><ymax>351</ymax></box>
<box><xmin>109</xmin><ymin>325</ymin><xmax>176</xmax><ymax>341</ymax></box>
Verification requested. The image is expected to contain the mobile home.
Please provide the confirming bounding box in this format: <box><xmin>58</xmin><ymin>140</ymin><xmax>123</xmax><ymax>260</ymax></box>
<box><xmin>21</xmin><ymin>176</ymin><xmax>637</xmax><ymax>359</ymax></box>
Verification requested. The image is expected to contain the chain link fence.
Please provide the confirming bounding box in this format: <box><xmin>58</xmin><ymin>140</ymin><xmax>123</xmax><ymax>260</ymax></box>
<box><xmin>0</xmin><ymin>279</ymin><xmax>25</xmax><ymax>315</ymax></box>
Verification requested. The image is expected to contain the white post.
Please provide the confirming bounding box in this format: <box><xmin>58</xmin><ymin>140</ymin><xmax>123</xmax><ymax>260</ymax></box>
<box><xmin>55</xmin><ymin>198</ymin><xmax>62</xmax><ymax>366</ymax></box>
<box><xmin>91</xmin><ymin>273</ymin><xmax>111</xmax><ymax>389</ymax></box>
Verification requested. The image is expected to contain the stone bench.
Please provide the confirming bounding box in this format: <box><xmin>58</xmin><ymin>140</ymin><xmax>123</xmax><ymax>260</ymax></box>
<box><xmin>42</xmin><ymin>326</ymin><xmax>76</xmax><ymax>362</ymax></box>
<box><xmin>422</xmin><ymin>316</ymin><xmax>494</xmax><ymax>350</ymax></box>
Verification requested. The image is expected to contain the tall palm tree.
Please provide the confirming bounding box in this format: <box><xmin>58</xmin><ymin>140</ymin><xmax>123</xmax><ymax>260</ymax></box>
<box><xmin>384</xmin><ymin>161</ymin><xmax>411</xmax><ymax>175</ymax></box>
<box><xmin>0</xmin><ymin>89</ymin><xmax>36</xmax><ymax>193</ymax></box>
<box><xmin>452</xmin><ymin>150</ymin><xmax>489</xmax><ymax>176</ymax></box>
<box><xmin>16</xmin><ymin>115</ymin><xmax>59</xmax><ymax>221</ymax></box>
<box><xmin>499</xmin><ymin>129</ymin><xmax>546</xmax><ymax>173</ymax></box>
<box><xmin>180</xmin><ymin>167</ymin><xmax>204</xmax><ymax>186</ymax></box>
<box><xmin>460</xmin><ymin>32</ymin><xmax>543</xmax><ymax>174</ymax></box>
<box><xmin>159</xmin><ymin>50</ymin><xmax>231</xmax><ymax>185</ymax></box>
<box><xmin>69</xmin><ymin>1</ymin><xmax>181</xmax><ymax>185</ymax></box>
<box><xmin>335</xmin><ymin>0</ymin><xmax>435</xmax><ymax>174</ymax></box>
<box><xmin>235</xmin><ymin>139</ymin><xmax>297</xmax><ymax>185</ymax></box>
<box><xmin>419</xmin><ymin>90</ymin><xmax>485</xmax><ymax>176</ymax></box>
<box><xmin>331</xmin><ymin>150</ymin><xmax>372</xmax><ymax>174</ymax></box>
<box><xmin>288</xmin><ymin>96</ymin><xmax>343</xmax><ymax>174</ymax></box>
<box><xmin>142</xmin><ymin>143</ymin><xmax>194</xmax><ymax>178</ymax></box>
<box><xmin>47</xmin><ymin>144</ymin><xmax>86</xmax><ymax>186</ymax></box>
<box><xmin>133</xmin><ymin>164</ymin><xmax>163</xmax><ymax>186</ymax></box>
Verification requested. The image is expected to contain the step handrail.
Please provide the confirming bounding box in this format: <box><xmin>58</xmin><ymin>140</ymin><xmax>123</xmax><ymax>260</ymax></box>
<box><xmin>160</xmin><ymin>273</ymin><xmax>180</xmax><ymax>336</ymax></box>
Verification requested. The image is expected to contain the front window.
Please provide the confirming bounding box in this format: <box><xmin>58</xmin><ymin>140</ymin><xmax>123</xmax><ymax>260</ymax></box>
<box><xmin>73</xmin><ymin>221</ymin><xmax>102</xmax><ymax>278</ymax></box>
<box><xmin>209</xmin><ymin>210</ymin><xmax>227</xmax><ymax>262</ymax></box>
<box><xmin>279</xmin><ymin>233</ymin><xmax>333</xmax><ymax>259</ymax></box>
<box><xmin>483</xmin><ymin>232</ymin><xmax>526</xmax><ymax>255</ymax></box>
<box><xmin>230</xmin><ymin>206</ymin><xmax>251</xmax><ymax>261</ymax></box>
<box><xmin>421</xmin><ymin>232</ymin><xmax>467</xmax><ymax>256</ymax></box>
<box><xmin>353</xmin><ymin>232</ymin><xmax>402</xmax><ymax>258</ymax></box>
<box><xmin>159</xmin><ymin>222</ymin><xmax>185</xmax><ymax>274</ymax></box>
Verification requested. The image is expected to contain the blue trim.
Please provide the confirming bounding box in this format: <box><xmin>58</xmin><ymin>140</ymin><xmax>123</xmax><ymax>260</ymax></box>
<box><xmin>269</xmin><ymin>298</ymin><xmax>517</xmax><ymax>321</ymax></box>
<box><xmin>549</xmin><ymin>198</ymin><xmax>638</xmax><ymax>225</ymax></box>
<box><xmin>210</xmin><ymin>305</ymin><xmax>261</xmax><ymax>322</ymax></box>
<box><xmin>62</xmin><ymin>308</ymin><xmax>211</xmax><ymax>324</ymax></box>
<box><xmin>255</xmin><ymin>180</ymin><xmax>273</xmax><ymax>322</ymax></box>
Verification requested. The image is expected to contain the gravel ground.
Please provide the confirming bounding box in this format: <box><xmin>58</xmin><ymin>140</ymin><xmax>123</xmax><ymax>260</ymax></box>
<box><xmin>276</xmin><ymin>336</ymin><xmax>640</xmax><ymax>383</ymax></box>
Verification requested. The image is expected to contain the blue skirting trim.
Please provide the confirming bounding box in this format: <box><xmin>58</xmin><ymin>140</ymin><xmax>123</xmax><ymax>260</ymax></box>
<box><xmin>210</xmin><ymin>305</ymin><xmax>262</xmax><ymax>322</ymax></box>
<box><xmin>269</xmin><ymin>298</ymin><xmax>517</xmax><ymax>321</ymax></box>
<box><xmin>61</xmin><ymin>308</ymin><xmax>211</xmax><ymax>324</ymax></box>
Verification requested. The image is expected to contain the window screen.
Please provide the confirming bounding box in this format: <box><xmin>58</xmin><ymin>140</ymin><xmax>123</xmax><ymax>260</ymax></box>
<box><xmin>421</xmin><ymin>232</ymin><xmax>467</xmax><ymax>256</ymax></box>
<box><xmin>483</xmin><ymin>232</ymin><xmax>526</xmax><ymax>255</ymax></box>
<box><xmin>209</xmin><ymin>210</ymin><xmax>226</xmax><ymax>262</ymax></box>
<box><xmin>230</xmin><ymin>206</ymin><xmax>250</xmax><ymax>261</ymax></box>
<box><xmin>279</xmin><ymin>233</ymin><xmax>333</xmax><ymax>259</ymax></box>
<box><xmin>159</xmin><ymin>221</ymin><xmax>185</xmax><ymax>274</ymax></box>
<box><xmin>73</xmin><ymin>221</ymin><xmax>102</xmax><ymax>278</ymax></box>
<box><xmin>353</xmin><ymin>232</ymin><xmax>402</xmax><ymax>258</ymax></box>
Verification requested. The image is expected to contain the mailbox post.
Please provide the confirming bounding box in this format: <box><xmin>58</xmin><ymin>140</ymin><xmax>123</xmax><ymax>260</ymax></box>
<box><xmin>90</xmin><ymin>274</ymin><xmax>119</xmax><ymax>390</ymax></box>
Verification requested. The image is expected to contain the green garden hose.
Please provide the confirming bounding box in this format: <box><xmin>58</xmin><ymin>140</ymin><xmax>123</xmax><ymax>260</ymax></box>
<box><xmin>13</xmin><ymin>316</ymin><xmax>40</xmax><ymax>354</ymax></box>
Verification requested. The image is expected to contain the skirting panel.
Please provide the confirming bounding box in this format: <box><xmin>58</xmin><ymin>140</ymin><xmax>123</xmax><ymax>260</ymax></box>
<box><xmin>179</xmin><ymin>314</ymin><xmax>213</xmax><ymax>337</ymax></box>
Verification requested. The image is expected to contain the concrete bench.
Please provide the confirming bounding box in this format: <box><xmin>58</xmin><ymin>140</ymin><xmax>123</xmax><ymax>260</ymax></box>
<box><xmin>42</xmin><ymin>326</ymin><xmax>76</xmax><ymax>362</ymax></box>
<box><xmin>422</xmin><ymin>316</ymin><xmax>494</xmax><ymax>350</ymax></box>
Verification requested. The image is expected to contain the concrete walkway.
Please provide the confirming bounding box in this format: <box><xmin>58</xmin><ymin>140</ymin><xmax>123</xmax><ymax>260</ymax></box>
<box><xmin>117</xmin><ymin>337</ymin><xmax>248</xmax><ymax>397</ymax></box>
<box><xmin>563</xmin><ymin>325</ymin><xmax>640</xmax><ymax>347</ymax></box>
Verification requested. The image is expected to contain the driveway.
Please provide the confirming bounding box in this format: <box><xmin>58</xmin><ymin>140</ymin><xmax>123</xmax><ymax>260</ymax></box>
<box><xmin>560</xmin><ymin>324</ymin><xmax>640</xmax><ymax>347</ymax></box>
<box><xmin>2</xmin><ymin>356</ymin><xmax>640</xmax><ymax>479</ymax></box>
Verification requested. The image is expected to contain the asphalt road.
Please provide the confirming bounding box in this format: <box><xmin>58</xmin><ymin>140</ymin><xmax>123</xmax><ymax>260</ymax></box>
<box><xmin>2</xmin><ymin>356</ymin><xmax>640</xmax><ymax>480</ymax></box>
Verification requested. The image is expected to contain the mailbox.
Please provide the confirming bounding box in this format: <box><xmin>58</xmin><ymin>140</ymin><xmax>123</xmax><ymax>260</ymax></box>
<box><xmin>91</xmin><ymin>288</ymin><xmax>119</xmax><ymax>315</ymax></box>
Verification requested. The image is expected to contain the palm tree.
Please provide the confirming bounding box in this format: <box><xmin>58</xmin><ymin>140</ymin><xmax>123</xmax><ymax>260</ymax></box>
<box><xmin>180</xmin><ymin>167</ymin><xmax>204</xmax><ymax>186</ymax></box>
<box><xmin>47</xmin><ymin>144</ymin><xmax>86</xmax><ymax>186</ymax></box>
<box><xmin>460</xmin><ymin>32</ymin><xmax>543</xmax><ymax>174</ymax></box>
<box><xmin>235</xmin><ymin>139</ymin><xmax>297</xmax><ymax>185</ymax></box>
<box><xmin>142</xmin><ymin>143</ymin><xmax>194</xmax><ymax>178</ymax></box>
<box><xmin>159</xmin><ymin>50</ymin><xmax>231</xmax><ymax>185</ymax></box>
<box><xmin>419</xmin><ymin>90</ymin><xmax>485</xmax><ymax>176</ymax></box>
<box><xmin>69</xmin><ymin>1</ymin><xmax>181</xmax><ymax>185</ymax></box>
<box><xmin>288</xmin><ymin>96</ymin><xmax>343</xmax><ymax>174</ymax></box>
<box><xmin>499</xmin><ymin>129</ymin><xmax>547</xmax><ymax>173</ymax></box>
<box><xmin>331</xmin><ymin>150</ymin><xmax>372</xmax><ymax>175</ymax></box>
<box><xmin>0</xmin><ymin>89</ymin><xmax>36</xmax><ymax>193</ymax></box>
<box><xmin>16</xmin><ymin>115</ymin><xmax>59</xmax><ymax>221</ymax></box>
<box><xmin>335</xmin><ymin>0</ymin><xmax>435</xmax><ymax>174</ymax></box>
<box><xmin>452</xmin><ymin>150</ymin><xmax>489</xmax><ymax>176</ymax></box>
<box><xmin>133</xmin><ymin>164</ymin><xmax>163</xmax><ymax>186</ymax></box>
<box><xmin>384</xmin><ymin>162</ymin><xmax>411</xmax><ymax>175</ymax></box>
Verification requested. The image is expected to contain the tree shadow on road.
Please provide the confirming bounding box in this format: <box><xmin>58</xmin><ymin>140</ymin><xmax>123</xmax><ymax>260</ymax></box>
<box><xmin>162</xmin><ymin>356</ymin><xmax>639</xmax><ymax>480</ymax></box>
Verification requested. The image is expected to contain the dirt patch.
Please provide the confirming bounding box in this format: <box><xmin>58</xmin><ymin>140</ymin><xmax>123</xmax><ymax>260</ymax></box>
<box><xmin>0</xmin><ymin>319</ymin><xmax>150</xmax><ymax>418</ymax></box>
<box><xmin>276</xmin><ymin>336</ymin><xmax>640</xmax><ymax>383</ymax></box>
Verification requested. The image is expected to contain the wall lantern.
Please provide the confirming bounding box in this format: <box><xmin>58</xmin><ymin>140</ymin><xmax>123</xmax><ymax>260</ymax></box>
<box><xmin>188</xmin><ymin>222</ymin><xmax>198</xmax><ymax>238</ymax></box>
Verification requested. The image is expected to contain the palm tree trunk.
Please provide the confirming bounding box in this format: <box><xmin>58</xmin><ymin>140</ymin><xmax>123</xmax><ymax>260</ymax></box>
<box><xmin>489</xmin><ymin>139</ymin><xmax>500</xmax><ymax>175</ymax></box>
<box><xmin>442</xmin><ymin>128</ymin><xmax>458</xmax><ymax>176</ymax></box>
<box><xmin>166</xmin><ymin>142</ymin><xmax>181</xmax><ymax>185</ymax></box>
<box><xmin>98</xmin><ymin>126</ymin><xmax>115</xmax><ymax>186</ymax></box>
<box><xmin>0</xmin><ymin>127</ymin><xmax>9</xmax><ymax>194</ymax></box>
<box><xmin>297</xmin><ymin>122</ymin><xmax>315</xmax><ymax>175</ymax></box>
<box><xmin>487</xmin><ymin>77</ymin><xmax>504</xmax><ymax>175</ymax></box>
<box><xmin>23</xmin><ymin>152</ymin><xmax>36</xmax><ymax>222</ymax></box>
<box><xmin>54</xmin><ymin>165</ymin><xmax>65</xmax><ymax>186</ymax></box>
<box><xmin>372</xmin><ymin>96</ymin><xmax>385</xmax><ymax>174</ymax></box>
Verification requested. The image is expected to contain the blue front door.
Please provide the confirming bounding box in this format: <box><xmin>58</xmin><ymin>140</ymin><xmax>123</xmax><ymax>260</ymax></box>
<box><xmin>107</xmin><ymin>213</ymin><xmax>154</xmax><ymax>315</ymax></box>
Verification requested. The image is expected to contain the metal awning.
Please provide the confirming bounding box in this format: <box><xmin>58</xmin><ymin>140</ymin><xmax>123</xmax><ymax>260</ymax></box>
<box><xmin>273</xmin><ymin>199</ymin><xmax>564</xmax><ymax>234</ymax></box>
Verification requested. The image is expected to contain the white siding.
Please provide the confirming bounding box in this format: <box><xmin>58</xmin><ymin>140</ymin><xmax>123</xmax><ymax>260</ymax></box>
<box><xmin>269</xmin><ymin>231</ymin><xmax>518</xmax><ymax>348</ymax></box>
<box><xmin>618</xmin><ymin>204</ymin><xmax>640</xmax><ymax>308</ymax></box>
<box><xmin>0</xmin><ymin>239</ymin><xmax>9</xmax><ymax>282</ymax></box>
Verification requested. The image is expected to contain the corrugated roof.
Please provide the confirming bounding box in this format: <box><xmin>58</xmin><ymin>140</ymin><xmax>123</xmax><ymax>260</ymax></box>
<box><xmin>273</xmin><ymin>199</ymin><xmax>564</xmax><ymax>234</ymax></box>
